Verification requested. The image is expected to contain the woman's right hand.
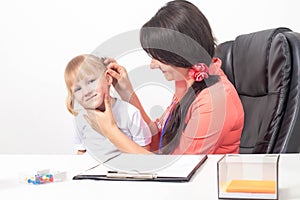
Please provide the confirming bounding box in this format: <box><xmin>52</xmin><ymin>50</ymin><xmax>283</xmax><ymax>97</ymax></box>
<box><xmin>106</xmin><ymin>61</ymin><xmax>135</xmax><ymax>102</ymax></box>
<box><xmin>105</xmin><ymin>58</ymin><xmax>155</xmax><ymax>130</ymax></box>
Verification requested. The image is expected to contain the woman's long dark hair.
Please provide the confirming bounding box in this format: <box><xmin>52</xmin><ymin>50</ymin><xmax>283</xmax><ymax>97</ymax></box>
<box><xmin>140</xmin><ymin>0</ymin><xmax>219</xmax><ymax>154</ymax></box>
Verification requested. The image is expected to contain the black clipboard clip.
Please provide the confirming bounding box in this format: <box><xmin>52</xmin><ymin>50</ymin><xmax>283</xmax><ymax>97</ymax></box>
<box><xmin>106</xmin><ymin>170</ymin><xmax>158</xmax><ymax>180</ymax></box>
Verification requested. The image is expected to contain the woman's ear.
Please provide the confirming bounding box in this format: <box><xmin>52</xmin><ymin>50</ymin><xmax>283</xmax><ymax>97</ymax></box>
<box><xmin>105</xmin><ymin>71</ymin><xmax>113</xmax><ymax>85</ymax></box>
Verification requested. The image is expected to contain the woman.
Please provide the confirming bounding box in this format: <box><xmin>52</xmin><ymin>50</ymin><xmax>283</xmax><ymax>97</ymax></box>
<box><xmin>85</xmin><ymin>0</ymin><xmax>244</xmax><ymax>155</ymax></box>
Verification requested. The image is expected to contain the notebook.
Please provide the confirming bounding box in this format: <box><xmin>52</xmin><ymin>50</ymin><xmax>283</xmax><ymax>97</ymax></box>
<box><xmin>73</xmin><ymin>153</ymin><xmax>207</xmax><ymax>182</ymax></box>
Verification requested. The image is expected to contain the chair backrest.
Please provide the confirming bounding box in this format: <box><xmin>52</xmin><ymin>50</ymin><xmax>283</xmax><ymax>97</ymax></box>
<box><xmin>215</xmin><ymin>27</ymin><xmax>300</xmax><ymax>153</ymax></box>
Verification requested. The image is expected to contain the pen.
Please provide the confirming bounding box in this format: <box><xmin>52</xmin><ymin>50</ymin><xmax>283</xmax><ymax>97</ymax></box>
<box><xmin>106</xmin><ymin>171</ymin><xmax>157</xmax><ymax>179</ymax></box>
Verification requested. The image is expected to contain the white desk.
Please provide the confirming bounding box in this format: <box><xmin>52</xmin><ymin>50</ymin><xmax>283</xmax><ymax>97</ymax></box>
<box><xmin>0</xmin><ymin>154</ymin><xmax>300</xmax><ymax>200</ymax></box>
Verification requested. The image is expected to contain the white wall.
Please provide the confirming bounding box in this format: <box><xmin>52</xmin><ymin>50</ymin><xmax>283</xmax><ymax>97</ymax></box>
<box><xmin>0</xmin><ymin>0</ymin><xmax>299</xmax><ymax>154</ymax></box>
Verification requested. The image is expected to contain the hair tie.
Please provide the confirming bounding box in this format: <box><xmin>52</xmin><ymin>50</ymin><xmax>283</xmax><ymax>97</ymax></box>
<box><xmin>188</xmin><ymin>63</ymin><xmax>209</xmax><ymax>82</ymax></box>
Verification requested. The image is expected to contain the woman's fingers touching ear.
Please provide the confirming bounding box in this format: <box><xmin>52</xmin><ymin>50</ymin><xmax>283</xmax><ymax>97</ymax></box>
<box><xmin>105</xmin><ymin>71</ymin><xmax>114</xmax><ymax>85</ymax></box>
<box><xmin>106</xmin><ymin>68</ymin><xmax>121</xmax><ymax>80</ymax></box>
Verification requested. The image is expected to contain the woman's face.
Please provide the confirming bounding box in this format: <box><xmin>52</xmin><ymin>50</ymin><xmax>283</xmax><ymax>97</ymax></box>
<box><xmin>72</xmin><ymin>72</ymin><xmax>109</xmax><ymax>110</ymax></box>
<box><xmin>150</xmin><ymin>59</ymin><xmax>189</xmax><ymax>81</ymax></box>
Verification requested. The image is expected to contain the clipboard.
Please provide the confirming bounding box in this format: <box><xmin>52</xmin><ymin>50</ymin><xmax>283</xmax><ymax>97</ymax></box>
<box><xmin>73</xmin><ymin>153</ymin><xmax>207</xmax><ymax>182</ymax></box>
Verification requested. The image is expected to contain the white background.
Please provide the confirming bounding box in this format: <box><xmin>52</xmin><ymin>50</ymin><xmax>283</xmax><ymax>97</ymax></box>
<box><xmin>0</xmin><ymin>0</ymin><xmax>299</xmax><ymax>154</ymax></box>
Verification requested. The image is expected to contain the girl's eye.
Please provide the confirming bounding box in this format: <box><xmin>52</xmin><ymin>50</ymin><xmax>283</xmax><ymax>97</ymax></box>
<box><xmin>74</xmin><ymin>87</ymin><xmax>81</xmax><ymax>92</ymax></box>
<box><xmin>88</xmin><ymin>79</ymin><xmax>96</xmax><ymax>84</ymax></box>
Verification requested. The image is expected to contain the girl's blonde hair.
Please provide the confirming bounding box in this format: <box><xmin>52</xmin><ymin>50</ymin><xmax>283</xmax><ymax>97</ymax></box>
<box><xmin>64</xmin><ymin>54</ymin><xmax>106</xmax><ymax>115</ymax></box>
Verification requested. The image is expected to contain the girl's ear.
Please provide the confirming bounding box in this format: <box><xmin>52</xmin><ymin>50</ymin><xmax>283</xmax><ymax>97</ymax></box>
<box><xmin>105</xmin><ymin>71</ymin><xmax>113</xmax><ymax>85</ymax></box>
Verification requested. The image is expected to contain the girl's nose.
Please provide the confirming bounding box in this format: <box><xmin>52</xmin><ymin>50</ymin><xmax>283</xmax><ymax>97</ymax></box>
<box><xmin>83</xmin><ymin>86</ymin><xmax>93</xmax><ymax>97</ymax></box>
<box><xmin>150</xmin><ymin>59</ymin><xmax>161</xmax><ymax>69</ymax></box>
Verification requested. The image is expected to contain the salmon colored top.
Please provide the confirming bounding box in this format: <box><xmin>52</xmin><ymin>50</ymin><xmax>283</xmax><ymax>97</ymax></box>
<box><xmin>156</xmin><ymin>67</ymin><xmax>244</xmax><ymax>154</ymax></box>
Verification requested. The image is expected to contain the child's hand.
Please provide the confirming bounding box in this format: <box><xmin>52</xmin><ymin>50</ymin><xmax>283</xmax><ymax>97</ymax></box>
<box><xmin>84</xmin><ymin>94</ymin><xmax>117</xmax><ymax>136</ymax></box>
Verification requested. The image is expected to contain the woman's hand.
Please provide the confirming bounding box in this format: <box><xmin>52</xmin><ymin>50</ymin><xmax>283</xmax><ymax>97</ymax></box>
<box><xmin>106</xmin><ymin>62</ymin><xmax>135</xmax><ymax>102</ymax></box>
<box><xmin>84</xmin><ymin>94</ymin><xmax>117</xmax><ymax>137</ymax></box>
<box><xmin>84</xmin><ymin>94</ymin><xmax>152</xmax><ymax>154</ymax></box>
<box><xmin>104</xmin><ymin>58</ymin><xmax>155</xmax><ymax>130</ymax></box>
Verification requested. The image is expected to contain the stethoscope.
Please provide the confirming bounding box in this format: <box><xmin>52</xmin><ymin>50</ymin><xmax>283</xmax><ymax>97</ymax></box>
<box><xmin>158</xmin><ymin>98</ymin><xmax>177</xmax><ymax>152</ymax></box>
<box><xmin>158</xmin><ymin>115</ymin><xmax>171</xmax><ymax>151</ymax></box>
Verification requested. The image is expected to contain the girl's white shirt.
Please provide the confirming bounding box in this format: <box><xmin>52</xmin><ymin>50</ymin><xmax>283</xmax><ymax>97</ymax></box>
<box><xmin>72</xmin><ymin>98</ymin><xmax>152</xmax><ymax>162</ymax></box>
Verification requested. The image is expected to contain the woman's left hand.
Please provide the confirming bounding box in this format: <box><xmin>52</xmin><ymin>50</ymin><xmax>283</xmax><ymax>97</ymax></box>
<box><xmin>84</xmin><ymin>94</ymin><xmax>117</xmax><ymax>137</ymax></box>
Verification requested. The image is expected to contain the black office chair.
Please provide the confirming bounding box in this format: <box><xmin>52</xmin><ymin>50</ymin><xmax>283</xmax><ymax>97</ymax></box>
<box><xmin>215</xmin><ymin>27</ymin><xmax>300</xmax><ymax>153</ymax></box>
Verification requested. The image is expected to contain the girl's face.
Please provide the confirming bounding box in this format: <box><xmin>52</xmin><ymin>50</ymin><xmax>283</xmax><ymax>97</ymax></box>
<box><xmin>72</xmin><ymin>70</ymin><xmax>110</xmax><ymax>111</ymax></box>
<box><xmin>150</xmin><ymin>59</ymin><xmax>189</xmax><ymax>81</ymax></box>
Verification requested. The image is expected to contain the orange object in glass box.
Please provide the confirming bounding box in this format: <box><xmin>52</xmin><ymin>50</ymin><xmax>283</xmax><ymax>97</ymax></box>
<box><xmin>226</xmin><ymin>179</ymin><xmax>276</xmax><ymax>194</ymax></box>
